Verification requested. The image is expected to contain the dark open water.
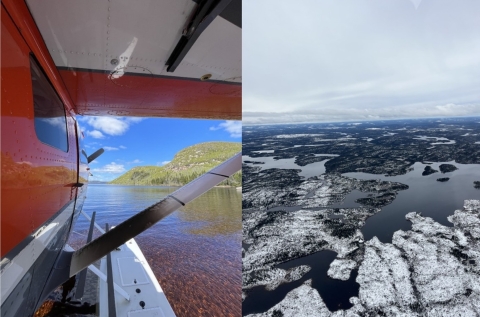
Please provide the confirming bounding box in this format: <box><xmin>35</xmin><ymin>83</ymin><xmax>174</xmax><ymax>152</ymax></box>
<box><xmin>38</xmin><ymin>185</ymin><xmax>242</xmax><ymax>317</ymax></box>
<box><xmin>243</xmin><ymin>157</ymin><xmax>480</xmax><ymax>315</ymax></box>
<box><xmin>243</xmin><ymin>251</ymin><xmax>359</xmax><ymax>315</ymax></box>
<box><xmin>344</xmin><ymin>161</ymin><xmax>480</xmax><ymax>243</ymax></box>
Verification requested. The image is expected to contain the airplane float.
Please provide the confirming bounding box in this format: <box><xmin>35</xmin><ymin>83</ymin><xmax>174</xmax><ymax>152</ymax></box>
<box><xmin>1</xmin><ymin>0</ymin><xmax>241</xmax><ymax>316</ymax></box>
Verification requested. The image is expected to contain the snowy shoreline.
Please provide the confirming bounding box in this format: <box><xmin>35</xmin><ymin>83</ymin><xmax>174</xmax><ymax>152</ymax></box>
<box><xmin>245</xmin><ymin>200</ymin><xmax>480</xmax><ymax>317</ymax></box>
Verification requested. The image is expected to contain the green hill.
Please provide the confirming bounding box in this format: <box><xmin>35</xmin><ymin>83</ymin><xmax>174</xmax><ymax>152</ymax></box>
<box><xmin>109</xmin><ymin>142</ymin><xmax>241</xmax><ymax>186</ymax></box>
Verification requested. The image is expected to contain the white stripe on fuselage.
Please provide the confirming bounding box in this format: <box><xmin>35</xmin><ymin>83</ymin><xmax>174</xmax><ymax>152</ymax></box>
<box><xmin>0</xmin><ymin>202</ymin><xmax>74</xmax><ymax>304</ymax></box>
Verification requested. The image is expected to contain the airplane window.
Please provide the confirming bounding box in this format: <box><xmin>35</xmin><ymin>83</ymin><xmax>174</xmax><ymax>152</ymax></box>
<box><xmin>30</xmin><ymin>56</ymin><xmax>68</xmax><ymax>152</ymax></box>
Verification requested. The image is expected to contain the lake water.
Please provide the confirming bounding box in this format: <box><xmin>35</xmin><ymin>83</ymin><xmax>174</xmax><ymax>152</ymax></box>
<box><xmin>245</xmin><ymin>155</ymin><xmax>480</xmax><ymax>243</ymax></box>
<box><xmin>48</xmin><ymin>184</ymin><xmax>242</xmax><ymax>317</ymax></box>
<box><xmin>242</xmin><ymin>251</ymin><xmax>359</xmax><ymax>315</ymax></box>
<box><xmin>243</xmin><ymin>157</ymin><xmax>480</xmax><ymax>315</ymax></box>
<box><xmin>344</xmin><ymin>161</ymin><xmax>480</xmax><ymax>243</ymax></box>
<box><xmin>243</xmin><ymin>154</ymin><xmax>336</xmax><ymax>179</ymax></box>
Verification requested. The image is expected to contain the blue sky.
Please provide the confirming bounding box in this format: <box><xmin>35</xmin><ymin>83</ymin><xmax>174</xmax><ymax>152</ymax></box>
<box><xmin>77</xmin><ymin>117</ymin><xmax>241</xmax><ymax>181</ymax></box>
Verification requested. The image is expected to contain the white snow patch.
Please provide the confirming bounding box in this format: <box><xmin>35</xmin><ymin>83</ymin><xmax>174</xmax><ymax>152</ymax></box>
<box><xmin>245</xmin><ymin>280</ymin><xmax>332</xmax><ymax>317</ymax></box>
<box><xmin>327</xmin><ymin>259</ymin><xmax>356</xmax><ymax>281</ymax></box>
<box><xmin>313</xmin><ymin>138</ymin><xmax>357</xmax><ymax>142</ymax></box>
<box><xmin>253</xmin><ymin>150</ymin><xmax>275</xmax><ymax>154</ymax></box>
<box><xmin>357</xmin><ymin>237</ymin><xmax>416</xmax><ymax>310</ymax></box>
<box><xmin>276</xmin><ymin>134</ymin><xmax>323</xmax><ymax>139</ymax></box>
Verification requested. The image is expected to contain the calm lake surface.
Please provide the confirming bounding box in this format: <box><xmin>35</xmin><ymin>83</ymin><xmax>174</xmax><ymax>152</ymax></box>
<box><xmin>242</xmin><ymin>251</ymin><xmax>359</xmax><ymax>315</ymax></box>
<box><xmin>69</xmin><ymin>184</ymin><xmax>242</xmax><ymax>317</ymax></box>
<box><xmin>243</xmin><ymin>156</ymin><xmax>480</xmax><ymax>315</ymax></box>
<box><xmin>243</xmin><ymin>155</ymin><xmax>333</xmax><ymax>178</ymax></box>
<box><xmin>344</xmin><ymin>161</ymin><xmax>480</xmax><ymax>243</ymax></box>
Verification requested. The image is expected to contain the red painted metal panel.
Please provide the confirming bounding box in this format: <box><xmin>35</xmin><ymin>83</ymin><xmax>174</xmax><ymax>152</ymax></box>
<box><xmin>1</xmin><ymin>6</ymin><xmax>77</xmax><ymax>258</ymax></box>
<box><xmin>1</xmin><ymin>0</ymin><xmax>77</xmax><ymax>115</ymax></box>
<box><xmin>59</xmin><ymin>69</ymin><xmax>242</xmax><ymax>119</ymax></box>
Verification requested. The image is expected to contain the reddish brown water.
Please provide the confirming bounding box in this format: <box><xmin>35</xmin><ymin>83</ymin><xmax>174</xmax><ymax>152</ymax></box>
<box><xmin>36</xmin><ymin>185</ymin><xmax>242</xmax><ymax>317</ymax></box>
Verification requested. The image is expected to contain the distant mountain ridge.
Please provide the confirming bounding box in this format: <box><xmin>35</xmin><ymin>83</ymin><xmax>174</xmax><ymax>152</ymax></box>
<box><xmin>110</xmin><ymin>142</ymin><xmax>241</xmax><ymax>186</ymax></box>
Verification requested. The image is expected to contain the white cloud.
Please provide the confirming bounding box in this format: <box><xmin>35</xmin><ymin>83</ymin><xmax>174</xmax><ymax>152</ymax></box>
<box><xmin>210</xmin><ymin>120</ymin><xmax>242</xmax><ymax>138</ymax></box>
<box><xmin>128</xmin><ymin>159</ymin><xmax>142</xmax><ymax>164</ymax></box>
<box><xmin>77</xmin><ymin>123</ymin><xmax>85</xmax><ymax>133</ymax></box>
<box><xmin>81</xmin><ymin>116</ymin><xmax>143</xmax><ymax>136</ymax></box>
<box><xmin>85</xmin><ymin>141</ymin><xmax>101</xmax><ymax>149</ymax></box>
<box><xmin>89</xmin><ymin>175</ymin><xmax>107</xmax><ymax>182</ymax></box>
<box><xmin>157</xmin><ymin>161</ymin><xmax>171</xmax><ymax>166</ymax></box>
<box><xmin>102</xmin><ymin>145</ymin><xmax>128</xmax><ymax>151</ymax></box>
<box><xmin>243</xmin><ymin>103</ymin><xmax>480</xmax><ymax>124</ymax></box>
<box><xmin>86</xmin><ymin>117</ymin><xmax>128</xmax><ymax>135</ymax></box>
<box><xmin>86</xmin><ymin>130</ymin><xmax>105</xmax><ymax>139</ymax></box>
<box><xmin>126</xmin><ymin>117</ymin><xmax>144</xmax><ymax>123</ymax></box>
<box><xmin>38</xmin><ymin>117</ymin><xmax>65</xmax><ymax>129</ymax></box>
<box><xmin>92</xmin><ymin>162</ymin><xmax>125</xmax><ymax>173</ymax></box>
<box><xmin>244</xmin><ymin>1</ymin><xmax>480</xmax><ymax>124</ymax></box>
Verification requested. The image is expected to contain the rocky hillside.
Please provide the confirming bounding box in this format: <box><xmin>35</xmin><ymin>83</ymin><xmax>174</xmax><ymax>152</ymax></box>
<box><xmin>110</xmin><ymin>142</ymin><xmax>241</xmax><ymax>186</ymax></box>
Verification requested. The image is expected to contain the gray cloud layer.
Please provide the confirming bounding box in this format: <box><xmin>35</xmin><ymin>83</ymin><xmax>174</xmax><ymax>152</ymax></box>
<box><xmin>243</xmin><ymin>0</ymin><xmax>480</xmax><ymax>124</ymax></box>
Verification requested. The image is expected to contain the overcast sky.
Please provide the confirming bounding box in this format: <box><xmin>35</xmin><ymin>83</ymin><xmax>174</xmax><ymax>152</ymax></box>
<box><xmin>243</xmin><ymin>0</ymin><xmax>480</xmax><ymax>124</ymax></box>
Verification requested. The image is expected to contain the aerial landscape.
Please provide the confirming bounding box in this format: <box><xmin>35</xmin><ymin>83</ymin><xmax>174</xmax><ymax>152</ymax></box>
<box><xmin>243</xmin><ymin>0</ymin><xmax>480</xmax><ymax>315</ymax></box>
<box><xmin>242</xmin><ymin>117</ymin><xmax>480</xmax><ymax>316</ymax></box>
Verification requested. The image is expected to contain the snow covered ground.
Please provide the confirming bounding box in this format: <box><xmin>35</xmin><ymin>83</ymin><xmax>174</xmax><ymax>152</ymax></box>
<box><xmin>327</xmin><ymin>259</ymin><xmax>356</xmax><ymax>281</ymax></box>
<box><xmin>243</xmin><ymin>174</ymin><xmax>410</xmax><ymax>296</ymax></box>
<box><xmin>245</xmin><ymin>200</ymin><xmax>480</xmax><ymax>317</ymax></box>
<box><xmin>243</xmin><ymin>207</ymin><xmax>371</xmax><ymax>292</ymax></box>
